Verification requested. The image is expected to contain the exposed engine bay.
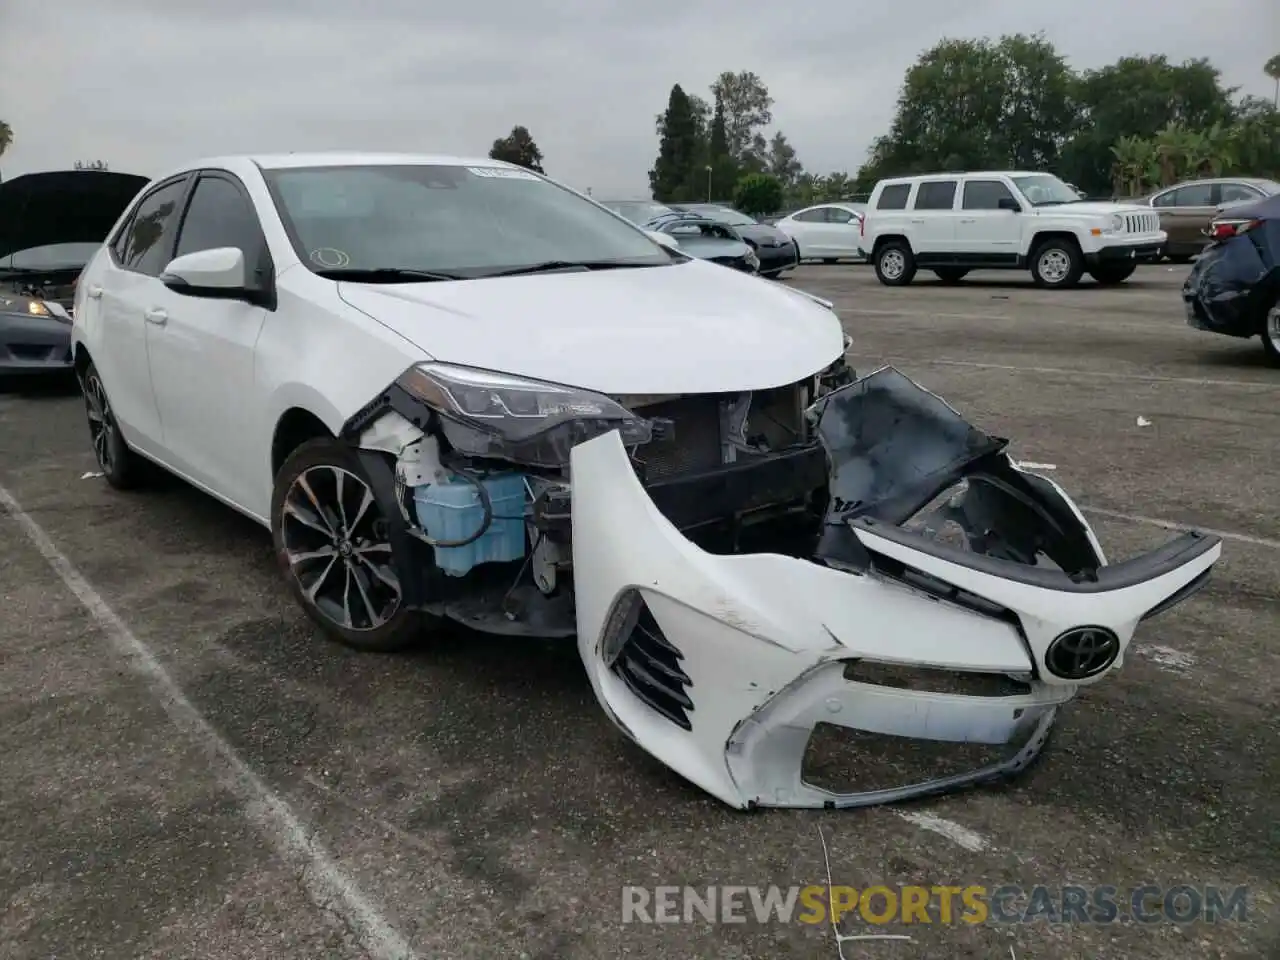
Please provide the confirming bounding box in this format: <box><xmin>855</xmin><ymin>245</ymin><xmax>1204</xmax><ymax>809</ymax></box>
<box><xmin>344</xmin><ymin>349</ymin><xmax>856</xmax><ymax>637</ymax></box>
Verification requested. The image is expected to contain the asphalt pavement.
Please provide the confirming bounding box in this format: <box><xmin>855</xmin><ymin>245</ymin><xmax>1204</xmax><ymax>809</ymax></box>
<box><xmin>0</xmin><ymin>263</ymin><xmax>1275</xmax><ymax>959</ymax></box>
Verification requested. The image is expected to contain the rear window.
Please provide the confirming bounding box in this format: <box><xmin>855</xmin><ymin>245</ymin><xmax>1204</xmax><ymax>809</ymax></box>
<box><xmin>876</xmin><ymin>184</ymin><xmax>911</xmax><ymax>210</ymax></box>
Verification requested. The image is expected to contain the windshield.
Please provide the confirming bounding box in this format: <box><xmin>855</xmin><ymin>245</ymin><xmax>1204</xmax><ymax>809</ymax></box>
<box><xmin>1009</xmin><ymin>175</ymin><xmax>1082</xmax><ymax>207</ymax></box>
<box><xmin>264</xmin><ymin>164</ymin><xmax>677</xmax><ymax>277</ymax></box>
<box><xmin>699</xmin><ymin>207</ymin><xmax>757</xmax><ymax>226</ymax></box>
<box><xmin>603</xmin><ymin>200</ymin><xmax>675</xmax><ymax>225</ymax></box>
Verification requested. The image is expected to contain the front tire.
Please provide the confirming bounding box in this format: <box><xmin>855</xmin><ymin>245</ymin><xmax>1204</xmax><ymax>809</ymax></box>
<box><xmin>874</xmin><ymin>240</ymin><xmax>916</xmax><ymax>286</ymax></box>
<box><xmin>1030</xmin><ymin>239</ymin><xmax>1084</xmax><ymax>288</ymax></box>
<box><xmin>81</xmin><ymin>361</ymin><xmax>146</xmax><ymax>490</ymax></box>
<box><xmin>271</xmin><ymin>437</ymin><xmax>428</xmax><ymax>652</ymax></box>
<box><xmin>1089</xmin><ymin>263</ymin><xmax>1136</xmax><ymax>285</ymax></box>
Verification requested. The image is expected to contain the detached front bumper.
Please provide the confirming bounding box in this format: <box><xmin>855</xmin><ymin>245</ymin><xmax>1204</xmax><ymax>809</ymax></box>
<box><xmin>569</xmin><ymin>368</ymin><xmax>1221</xmax><ymax>810</ymax></box>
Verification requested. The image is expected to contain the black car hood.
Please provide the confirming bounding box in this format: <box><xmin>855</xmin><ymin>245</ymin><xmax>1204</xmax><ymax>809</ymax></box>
<box><xmin>0</xmin><ymin>170</ymin><xmax>150</xmax><ymax>260</ymax></box>
<box><xmin>736</xmin><ymin>223</ymin><xmax>789</xmax><ymax>245</ymax></box>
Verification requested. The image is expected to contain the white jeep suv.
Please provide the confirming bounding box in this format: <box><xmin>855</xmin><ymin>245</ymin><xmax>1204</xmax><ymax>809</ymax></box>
<box><xmin>858</xmin><ymin>172</ymin><xmax>1166</xmax><ymax>288</ymax></box>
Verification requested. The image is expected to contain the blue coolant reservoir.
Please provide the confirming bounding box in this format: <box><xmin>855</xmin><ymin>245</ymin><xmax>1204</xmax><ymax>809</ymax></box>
<box><xmin>412</xmin><ymin>472</ymin><xmax>527</xmax><ymax>576</ymax></box>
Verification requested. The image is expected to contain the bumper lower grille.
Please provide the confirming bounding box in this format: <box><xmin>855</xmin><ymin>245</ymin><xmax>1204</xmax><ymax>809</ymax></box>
<box><xmin>632</xmin><ymin>395</ymin><xmax>723</xmax><ymax>481</ymax></box>
<box><xmin>606</xmin><ymin>590</ymin><xmax>693</xmax><ymax>730</ymax></box>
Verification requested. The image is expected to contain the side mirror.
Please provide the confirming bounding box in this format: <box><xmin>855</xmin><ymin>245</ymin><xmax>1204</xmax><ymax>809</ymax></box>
<box><xmin>997</xmin><ymin>197</ymin><xmax>1022</xmax><ymax>212</ymax></box>
<box><xmin>160</xmin><ymin>247</ymin><xmax>251</xmax><ymax>299</ymax></box>
<box><xmin>646</xmin><ymin>230</ymin><xmax>680</xmax><ymax>250</ymax></box>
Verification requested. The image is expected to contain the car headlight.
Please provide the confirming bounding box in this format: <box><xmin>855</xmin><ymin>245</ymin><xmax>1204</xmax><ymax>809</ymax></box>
<box><xmin>1105</xmin><ymin>214</ymin><xmax>1124</xmax><ymax>234</ymax></box>
<box><xmin>745</xmin><ymin>248</ymin><xmax>760</xmax><ymax>270</ymax></box>
<box><xmin>27</xmin><ymin>300</ymin><xmax>51</xmax><ymax>316</ymax></box>
<box><xmin>395</xmin><ymin>362</ymin><xmax>653</xmax><ymax>469</ymax></box>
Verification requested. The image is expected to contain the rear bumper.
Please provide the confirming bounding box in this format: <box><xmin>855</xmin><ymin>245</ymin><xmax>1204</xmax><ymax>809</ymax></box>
<box><xmin>568</xmin><ymin>368</ymin><xmax>1222</xmax><ymax>810</ymax></box>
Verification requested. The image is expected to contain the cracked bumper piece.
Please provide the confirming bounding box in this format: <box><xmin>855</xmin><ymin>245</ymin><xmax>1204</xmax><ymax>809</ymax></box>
<box><xmin>569</xmin><ymin>372</ymin><xmax>1222</xmax><ymax>810</ymax></box>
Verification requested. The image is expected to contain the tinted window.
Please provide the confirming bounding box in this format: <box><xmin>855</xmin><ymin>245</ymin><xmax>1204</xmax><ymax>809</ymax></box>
<box><xmin>175</xmin><ymin>176</ymin><xmax>263</xmax><ymax>258</ymax></box>
<box><xmin>1219</xmin><ymin>183</ymin><xmax>1261</xmax><ymax>204</ymax></box>
<box><xmin>1151</xmin><ymin>190</ymin><xmax>1177</xmax><ymax>208</ymax></box>
<box><xmin>825</xmin><ymin>208</ymin><xmax>856</xmax><ymax>224</ymax></box>
<box><xmin>1172</xmin><ymin>183</ymin><xmax>1214</xmax><ymax>207</ymax></box>
<box><xmin>876</xmin><ymin>184</ymin><xmax>911</xmax><ymax>210</ymax></box>
<box><xmin>120</xmin><ymin>180</ymin><xmax>188</xmax><ymax>276</ymax></box>
<box><xmin>914</xmin><ymin>180</ymin><xmax>958</xmax><ymax>210</ymax></box>
<box><xmin>962</xmin><ymin>180</ymin><xmax>1017</xmax><ymax>210</ymax></box>
<box><xmin>266</xmin><ymin>164</ymin><xmax>675</xmax><ymax>276</ymax></box>
<box><xmin>794</xmin><ymin>208</ymin><xmax>826</xmax><ymax>223</ymax></box>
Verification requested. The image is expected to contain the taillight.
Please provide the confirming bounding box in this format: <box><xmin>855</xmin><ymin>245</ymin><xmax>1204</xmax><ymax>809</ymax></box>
<box><xmin>1211</xmin><ymin>218</ymin><xmax>1262</xmax><ymax>241</ymax></box>
<box><xmin>858</xmin><ymin>215</ymin><xmax>865</xmax><ymax>238</ymax></box>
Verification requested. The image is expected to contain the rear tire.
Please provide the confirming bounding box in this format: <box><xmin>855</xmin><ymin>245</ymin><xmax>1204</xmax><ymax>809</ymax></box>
<box><xmin>1030</xmin><ymin>239</ymin><xmax>1084</xmax><ymax>289</ymax></box>
<box><xmin>271</xmin><ymin>437</ymin><xmax>429</xmax><ymax>652</ymax></box>
<box><xmin>932</xmin><ymin>267</ymin><xmax>969</xmax><ymax>284</ymax></box>
<box><xmin>874</xmin><ymin>240</ymin><xmax>916</xmax><ymax>286</ymax></box>
<box><xmin>81</xmin><ymin>361</ymin><xmax>146</xmax><ymax>490</ymax></box>
<box><xmin>1089</xmin><ymin>263</ymin><xmax>1136</xmax><ymax>285</ymax></box>
<box><xmin>1263</xmin><ymin>299</ymin><xmax>1280</xmax><ymax>366</ymax></box>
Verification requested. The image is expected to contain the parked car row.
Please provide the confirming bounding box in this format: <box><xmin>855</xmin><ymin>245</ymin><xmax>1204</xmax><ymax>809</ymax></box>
<box><xmin>1139</xmin><ymin>177</ymin><xmax>1280</xmax><ymax>263</ymax></box>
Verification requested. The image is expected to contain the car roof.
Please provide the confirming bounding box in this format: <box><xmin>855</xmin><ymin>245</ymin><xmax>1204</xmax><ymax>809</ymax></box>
<box><xmin>875</xmin><ymin>171</ymin><xmax>1040</xmax><ymax>184</ymax></box>
<box><xmin>147</xmin><ymin>151</ymin><xmax>524</xmax><ymax>183</ymax></box>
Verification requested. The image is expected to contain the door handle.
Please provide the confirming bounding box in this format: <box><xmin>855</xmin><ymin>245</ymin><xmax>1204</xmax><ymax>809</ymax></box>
<box><xmin>87</xmin><ymin>285</ymin><xmax>103</xmax><ymax>299</ymax></box>
<box><xmin>959</xmin><ymin>218</ymin><xmax>976</xmax><ymax>224</ymax></box>
<box><xmin>909</xmin><ymin>218</ymin><xmax>924</xmax><ymax>224</ymax></box>
<box><xmin>144</xmin><ymin>308</ymin><xmax>168</xmax><ymax>326</ymax></box>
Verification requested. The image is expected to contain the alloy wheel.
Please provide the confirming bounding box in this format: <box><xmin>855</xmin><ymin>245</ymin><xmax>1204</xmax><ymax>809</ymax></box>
<box><xmin>280</xmin><ymin>465</ymin><xmax>402</xmax><ymax>631</ymax></box>
<box><xmin>1038</xmin><ymin>249</ymin><xmax>1071</xmax><ymax>284</ymax></box>
<box><xmin>880</xmin><ymin>249</ymin><xmax>905</xmax><ymax>280</ymax></box>
<box><xmin>83</xmin><ymin>373</ymin><xmax>114</xmax><ymax>473</ymax></box>
<box><xmin>1266</xmin><ymin>305</ymin><xmax>1280</xmax><ymax>353</ymax></box>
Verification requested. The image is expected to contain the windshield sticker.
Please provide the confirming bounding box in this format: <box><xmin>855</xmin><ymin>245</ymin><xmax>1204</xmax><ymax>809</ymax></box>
<box><xmin>466</xmin><ymin>166</ymin><xmax>541</xmax><ymax>181</ymax></box>
<box><xmin>310</xmin><ymin>248</ymin><xmax>351</xmax><ymax>268</ymax></box>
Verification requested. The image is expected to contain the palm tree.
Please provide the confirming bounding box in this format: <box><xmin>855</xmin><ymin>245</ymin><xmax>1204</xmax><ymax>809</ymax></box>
<box><xmin>1266</xmin><ymin>54</ymin><xmax>1280</xmax><ymax>107</ymax></box>
<box><xmin>0</xmin><ymin>120</ymin><xmax>12</xmax><ymax>158</ymax></box>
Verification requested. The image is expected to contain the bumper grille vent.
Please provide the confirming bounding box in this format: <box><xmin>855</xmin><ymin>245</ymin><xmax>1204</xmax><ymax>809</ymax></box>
<box><xmin>605</xmin><ymin>589</ymin><xmax>693</xmax><ymax>730</ymax></box>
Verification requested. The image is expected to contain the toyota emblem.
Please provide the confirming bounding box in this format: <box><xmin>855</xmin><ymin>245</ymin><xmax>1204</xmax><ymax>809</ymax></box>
<box><xmin>1045</xmin><ymin>626</ymin><xmax>1121</xmax><ymax>680</ymax></box>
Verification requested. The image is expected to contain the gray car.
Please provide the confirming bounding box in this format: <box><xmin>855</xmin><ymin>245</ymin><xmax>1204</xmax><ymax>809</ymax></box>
<box><xmin>0</xmin><ymin>169</ymin><xmax>147</xmax><ymax>376</ymax></box>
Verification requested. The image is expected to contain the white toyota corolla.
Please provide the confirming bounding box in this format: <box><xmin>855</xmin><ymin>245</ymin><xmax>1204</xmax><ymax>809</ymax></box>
<box><xmin>71</xmin><ymin>152</ymin><xmax>1221</xmax><ymax>810</ymax></box>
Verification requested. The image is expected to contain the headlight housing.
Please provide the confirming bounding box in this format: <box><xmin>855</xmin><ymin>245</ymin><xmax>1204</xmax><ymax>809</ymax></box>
<box><xmin>745</xmin><ymin>248</ymin><xmax>761</xmax><ymax>270</ymax></box>
<box><xmin>27</xmin><ymin>299</ymin><xmax>50</xmax><ymax>316</ymax></box>
<box><xmin>396</xmin><ymin>362</ymin><xmax>653</xmax><ymax>469</ymax></box>
<box><xmin>1104</xmin><ymin>214</ymin><xmax>1124</xmax><ymax>234</ymax></box>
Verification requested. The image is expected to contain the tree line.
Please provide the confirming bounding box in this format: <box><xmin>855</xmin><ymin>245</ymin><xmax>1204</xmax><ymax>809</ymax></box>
<box><xmin>648</xmin><ymin>43</ymin><xmax>1280</xmax><ymax>212</ymax></box>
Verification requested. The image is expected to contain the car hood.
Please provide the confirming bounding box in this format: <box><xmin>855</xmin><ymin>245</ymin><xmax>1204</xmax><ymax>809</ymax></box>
<box><xmin>0</xmin><ymin>170</ymin><xmax>150</xmax><ymax>260</ymax></box>
<box><xmin>336</xmin><ymin>260</ymin><xmax>845</xmax><ymax>394</ymax></box>
<box><xmin>736</xmin><ymin>223</ymin><xmax>791</xmax><ymax>246</ymax></box>
<box><xmin>675</xmin><ymin>236</ymin><xmax>751</xmax><ymax>259</ymax></box>
<box><xmin>1034</xmin><ymin>201</ymin><xmax>1150</xmax><ymax>217</ymax></box>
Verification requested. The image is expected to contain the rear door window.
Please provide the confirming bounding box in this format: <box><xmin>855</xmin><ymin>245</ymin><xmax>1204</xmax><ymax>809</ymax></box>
<box><xmin>876</xmin><ymin>184</ymin><xmax>911</xmax><ymax>210</ymax></box>
<box><xmin>913</xmin><ymin>180</ymin><xmax>958</xmax><ymax>210</ymax></box>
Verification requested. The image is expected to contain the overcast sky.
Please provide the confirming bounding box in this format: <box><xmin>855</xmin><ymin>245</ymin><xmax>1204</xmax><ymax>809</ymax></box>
<box><xmin>2</xmin><ymin>0</ymin><xmax>1276</xmax><ymax>195</ymax></box>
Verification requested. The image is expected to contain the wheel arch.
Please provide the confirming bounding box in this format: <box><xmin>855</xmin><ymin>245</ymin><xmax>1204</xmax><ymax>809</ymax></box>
<box><xmin>72</xmin><ymin>342</ymin><xmax>93</xmax><ymax>379</ymax></box>
<box><xmin>1029</xmin><ymin>231</ymin><xmax>1082</xmax><ymax>256</ymax></box>
<box><xmin>271</xmin><ymin>406</ymin><xmax>337</xmax><ymax>479</ymax></box>
<box><xmin>873</xmin><ymin>234</ymin><xmax>912</xmax><ymax>255</ymax></box>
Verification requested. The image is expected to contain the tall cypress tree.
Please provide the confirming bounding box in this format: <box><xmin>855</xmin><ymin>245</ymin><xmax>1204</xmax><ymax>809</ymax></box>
<box><xmin>649</xmin><ymin>85</ymin><xmax>700</xmax><ymax>201</ymax></box>
<box><xmin>706</xmin><ymin>95</ymin><xmax>738</xmax><ymax>201</ymax></box>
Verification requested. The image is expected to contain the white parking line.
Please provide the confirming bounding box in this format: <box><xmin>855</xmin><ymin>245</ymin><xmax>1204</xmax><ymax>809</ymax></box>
<box><xmin>0</xmin><ymin>482</ymin><xmax>417</xmax><ymax>960</ymax></box>
<box><xmin>1081</xmin><ymin>506</ymin><xmax>1280</xmax><ymax>551</ymax></box>
<box><xmin>895</xmin><ymin>811</ymin><xmax>990</xmax><ymax>852</ymax></box>
<box><xmin>846</xmin><ymin>353</ymin><xmax>1278</xmax><ymax>390</ymax></box>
